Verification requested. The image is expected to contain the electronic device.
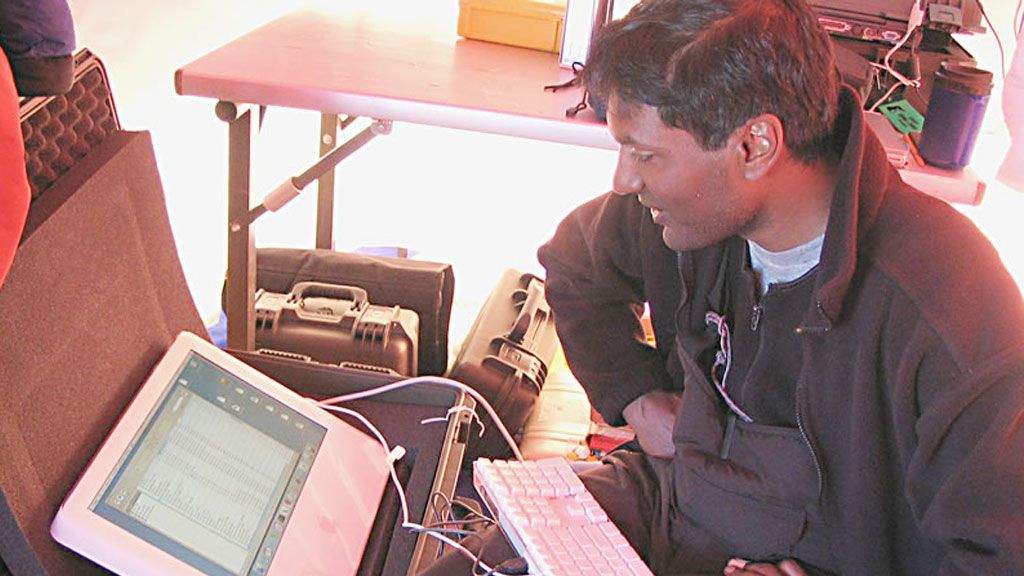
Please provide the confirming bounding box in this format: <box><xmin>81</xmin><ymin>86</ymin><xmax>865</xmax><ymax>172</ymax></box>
<box><xmin>809</xmin><ymin>0</ymin><xmax>980</xmax><ymax>115</ymax></box>
<box><xmin>474</xmin><ymin>457</ymin><xmax>653</xmax><ymax>575</ymax></box>
<box><xmin>809</xmin><ymin>0</ymin><xmax>984</xmax><ymax>44</ymax></box>
<box><xmin>51</xmin><ymin>331</ymin><xmax>390</xmax><ymax>576</ymax></box>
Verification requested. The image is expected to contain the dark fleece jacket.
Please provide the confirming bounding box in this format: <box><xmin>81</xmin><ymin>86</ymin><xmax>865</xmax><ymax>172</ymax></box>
<box><xmin>538</xmin><ymin>87</ymin><xmax>1024</xmax><ymax>574</ymax></box>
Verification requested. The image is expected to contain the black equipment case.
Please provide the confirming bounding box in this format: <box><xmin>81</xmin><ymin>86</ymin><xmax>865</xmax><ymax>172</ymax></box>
<box><xmin>244</xmin><ymin>248</ymin><xmax>455</xmax><ymax>376</ymax></box>
<box><xmin>0</xmin><ymin>56</ymin><xmax>469</xmax><ymax>575</ymax></box>
<box><xmin>18</xmin><ymin>49</ymin><xmax>120</xmax><ymax>201</ymax></box>
<box><xmin>448</xmin><ymin>269</ymin><xmax>560</xmax><ymax>462</ymax></box>
<box><xmin>254</xmin><ymin>281</ymin><xmax>420</xmax><ymax>376</ymax></box>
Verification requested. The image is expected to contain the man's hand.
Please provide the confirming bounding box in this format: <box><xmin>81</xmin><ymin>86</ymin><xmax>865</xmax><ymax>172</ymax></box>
<box><xmin>723</xmin><ymin>558</ymin><xmax>807</xmax><ymax>576</ymax></box>
<box><xmin>622</xmin><ymin>389</ymin><xmax>682</xmax><ymax>459</ymax></box>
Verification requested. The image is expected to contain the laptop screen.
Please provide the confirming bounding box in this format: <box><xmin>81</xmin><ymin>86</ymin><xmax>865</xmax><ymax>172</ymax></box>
<box><xmin>88</xmin><ymin>350</ymin><xmax>326</xmax><ymax>576</ymax></box>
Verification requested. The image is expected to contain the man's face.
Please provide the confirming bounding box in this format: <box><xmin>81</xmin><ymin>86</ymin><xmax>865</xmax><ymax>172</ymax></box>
<box><xmin>607</xmin><ymin>98</ymin><xmax>759</xmax><ymax>252</ymax></box>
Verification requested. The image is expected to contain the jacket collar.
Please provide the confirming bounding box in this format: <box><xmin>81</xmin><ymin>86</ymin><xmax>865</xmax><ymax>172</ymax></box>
<box><xmin>675</xmin><ymin>86</ymin><xmax>899</xmax><ymax>329</ymax></box>
<box><xmin>800</xmin><ymin>86</ymin><xmax>897</xmax><ymax>332</ymax></box>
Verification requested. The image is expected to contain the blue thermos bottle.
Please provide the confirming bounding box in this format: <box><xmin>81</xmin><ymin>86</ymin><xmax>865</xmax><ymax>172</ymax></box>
<box><xmin>918</xmin><ymin>61</ymin><xmax>993</xmax><ymax>170</ymax></box>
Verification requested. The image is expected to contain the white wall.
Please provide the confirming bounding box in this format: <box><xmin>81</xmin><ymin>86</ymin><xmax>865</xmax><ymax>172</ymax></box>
<box><xmin>65</xmin><ymin>0</ymin><xmax>1021</xmax><ymax>335</ymax></box>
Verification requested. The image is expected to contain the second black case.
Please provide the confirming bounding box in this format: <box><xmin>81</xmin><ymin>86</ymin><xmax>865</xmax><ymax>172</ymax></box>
<box><xmin>447</xmin><ymin>269</ymin><xmax>559</xmax><ymax>462</ymax></box>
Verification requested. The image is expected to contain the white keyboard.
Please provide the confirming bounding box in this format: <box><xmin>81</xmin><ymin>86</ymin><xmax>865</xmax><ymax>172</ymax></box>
<box><xmin>473</xmin><ymin>457</ymin><xmax>653</xmax><ymax>575</ymax></box>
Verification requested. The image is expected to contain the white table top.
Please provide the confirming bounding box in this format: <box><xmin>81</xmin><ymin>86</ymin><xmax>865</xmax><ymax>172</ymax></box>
<box><xmin>175</xmin><ymin>9</ymin><xmax>615</xmax><ymax>150</ymax></box>
<box><xmin>175</xmin><ymin>7</ymin><xmax>982</xmax><ymax>205</ymax></box>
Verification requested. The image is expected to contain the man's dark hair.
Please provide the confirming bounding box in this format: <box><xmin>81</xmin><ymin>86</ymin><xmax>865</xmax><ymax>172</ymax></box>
<box><xmin>583</xmin><ymin>0</ymin><xmax>840</xmax><ymax>163</ymax></box>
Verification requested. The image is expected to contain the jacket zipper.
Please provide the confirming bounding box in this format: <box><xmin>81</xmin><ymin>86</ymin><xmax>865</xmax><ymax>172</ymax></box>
<box><xmin>797</xmin><ymin>300</ymin><xmax>827</xmax><ymax>496</ymax></box>
<box><xmin>754</xmin><ymin>295</ymin><xmax>823</xmax><ymax>495</ymax></box>
<box><xmin>796</xmin><ymin>375</ymin><xmax>823</xmax><ymax>497</ymax></box>
<box><xmin>751</xmin><ymin>303</ymin><xmax>763</xmax><ymax>331</ymax></box>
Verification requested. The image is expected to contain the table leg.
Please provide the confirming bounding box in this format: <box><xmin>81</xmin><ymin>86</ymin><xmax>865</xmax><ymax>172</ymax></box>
<box><xmin>316</xmin><ymin>112</ymin><xmax>338</xmax><ymax>250</ymax></box>
<box><xmin>220</xmin><ymin>101</ymin><xmax>260</xmax><ymax>350</ymax></box>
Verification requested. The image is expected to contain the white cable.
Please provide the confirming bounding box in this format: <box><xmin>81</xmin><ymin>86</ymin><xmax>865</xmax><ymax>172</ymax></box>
<box><xmin>411</xmin><ymin>526</ymin><xmax>513</xmax><ymax>575</ymax></box>
<box><xmin>867</xmin><ymin>23</ymin><xmax>922</xmax><ymax>111</ymax></box>
<box><xmin>318</xmin><ymin>403</ymin><xmax>515</xmax><ymax>574</ymax></box>
<box><xmin>867</xmin><ymin>81</ymin><xmax>902</xmax><ymax>113</ymax></box>
<box><xmin>317</xmin><ymin>403</ymin><xmax>412</xmax><ymax>524</ymax></box>
<box><xmin>422</xmin><ymin>405</ymin><xmax>486</xmax><ymax>438</ymax></box>
<box><xmin>866</xmin><ymin>0</ymin><xmax>925</xmax><ymax>105</ymax></box>
<box><xmin>908</xmin><ymin>0</ymin><xmax>926</xmax><ymax>31</ymax></box>
<box><xmin>313</xmin><ymin>372</ymin><xmax>536</xmax><ymax>571</ymax></box>
<box><xmin>318</xmin><ymin>376</ymin><xmax>526</xmax><ymax>461</ymax></box>
<box><xmin>878</xmin><ymin>27</ymin><xmax>922</xmax><ymax>89</ymax></box>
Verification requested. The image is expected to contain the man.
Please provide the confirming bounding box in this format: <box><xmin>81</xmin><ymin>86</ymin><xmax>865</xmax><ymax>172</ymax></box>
<box><xmin>422</xmin><ymin>0</ymin><xmax>1024</xmax><ymax>574</ymax></box>
<box><xmin>538</xmin><ymin>0</ymin><xmax>1024</xmax><ymax>573</ymax></box>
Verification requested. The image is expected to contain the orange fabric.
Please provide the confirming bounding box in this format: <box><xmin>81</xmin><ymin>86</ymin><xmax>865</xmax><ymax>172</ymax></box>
<box><xmin>0</xmin><ymin>48</ymin><xmax>30</xmax><ymax>286</ymax></box>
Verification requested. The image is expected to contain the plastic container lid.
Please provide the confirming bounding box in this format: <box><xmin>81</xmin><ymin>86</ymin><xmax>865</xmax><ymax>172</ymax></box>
<box><xmin>934</xmin><ymin>61</ymin><xmax>993</xmax><ymax>96</ymax></box>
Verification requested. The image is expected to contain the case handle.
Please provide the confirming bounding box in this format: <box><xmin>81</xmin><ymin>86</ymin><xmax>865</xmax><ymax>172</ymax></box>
<box><xmin>509</xmin><ymin>277</ymin><xmax>549</xmax><ymax>345</ymax></box>
<box><xmin>290</xmin><ymin>281</ymin><xmax>368</xmax><ymax>307</ymax></box>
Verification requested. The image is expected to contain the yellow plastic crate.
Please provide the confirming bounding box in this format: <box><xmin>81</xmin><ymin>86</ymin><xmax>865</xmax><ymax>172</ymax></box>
<box><xmin>457</xmin><ymin>0</ymin><xmax>567</xmax><ymax>53</ymax></box>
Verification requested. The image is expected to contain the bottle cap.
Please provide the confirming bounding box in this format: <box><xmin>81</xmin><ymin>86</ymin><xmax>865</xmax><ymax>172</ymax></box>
<box><xmin>935</xmin><ymin>61</ymin><xmax>993</xmax><ymax>97</ymax></box>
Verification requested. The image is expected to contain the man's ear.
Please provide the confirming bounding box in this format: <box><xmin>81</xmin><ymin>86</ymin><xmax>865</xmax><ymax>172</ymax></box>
<box><xmin>735</xmin><ymin>115</ymin><xmax>783</xmax><ymax>180</ymax></box>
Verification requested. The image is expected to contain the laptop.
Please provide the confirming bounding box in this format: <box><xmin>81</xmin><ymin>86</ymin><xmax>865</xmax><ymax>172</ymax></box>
<box><xmin>51</xmin><ymin>331</ymin><xmax>390</xmax><ymax>576</ymax></box>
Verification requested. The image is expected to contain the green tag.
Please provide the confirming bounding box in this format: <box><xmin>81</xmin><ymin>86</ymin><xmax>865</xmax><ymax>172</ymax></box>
<box><xmin>878</xmin><ymin>99</ymin><xmax>925</xmax><ymax>134</ymax></box>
